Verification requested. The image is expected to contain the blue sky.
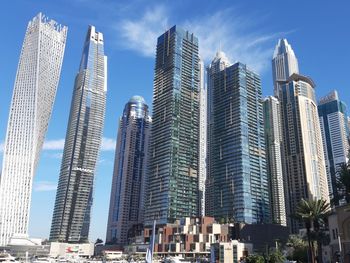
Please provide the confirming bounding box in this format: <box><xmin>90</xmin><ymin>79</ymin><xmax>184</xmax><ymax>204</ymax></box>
<box><xmin>0</xmin><ymin>0</ymin><xmax>349</xmax><ymax>242</ymax></box>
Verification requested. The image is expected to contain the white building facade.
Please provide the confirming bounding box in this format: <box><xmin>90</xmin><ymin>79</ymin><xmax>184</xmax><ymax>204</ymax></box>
<box><xmin>198</xmin><ymin>58</ymin><xmax>207</xmax><ymax>217</ymax></box>
<box><xmin>272</xmin><ymin>39</ymin><xmax>329</xmax><ymax>232</ymax></box>
<box><xmin>272</xmin><ymin>38</ymin><xmax>299</xmax><ymax>97</ymax></box>
<box><xmin>0</xmin><ymin>13</ymin><xmax>67</xmax><ymax>246</ymax></box>
<box><xmin>263</xmin><ymin>96</ymin><xmax>287</xmax><ymax>226</ymax></box>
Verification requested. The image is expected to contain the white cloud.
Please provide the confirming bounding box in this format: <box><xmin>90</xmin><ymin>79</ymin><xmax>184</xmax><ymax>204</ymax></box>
<box><xmin>33</xmin><ymin>181</ymin><xmax>57</xmax><ymax>192</ymax></box>
<box><xmin>116</xmin><ymin>5</ymin><xmax>286</xmax><ymax>73</ymax></box>
<box><xmin>0</xmin><ymin>142</ymin><xmax>4</xmax><ymax>152</ymax></box>
<box><xmin>43</xmin><ymin>139</ymin><xmax>65</xmax><ymax>150</ymax></box>
<box><xmin>44</xmin><ymin>152</ymin><xmax>63</xmax><ymax>159</ymax></box>
<box><xmin>101</xmin><ymin>137</ymin><xmax>116</xmax><ymax>151</ymax></box>
<box><xmin>118</xmin><ymin>5</ymin><xmax>169</xmax><ymax>57</ymax></box>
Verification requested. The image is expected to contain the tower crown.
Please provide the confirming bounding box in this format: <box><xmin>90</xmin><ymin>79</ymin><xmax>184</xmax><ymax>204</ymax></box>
<box><xmin>273</xmin><ymin>38</ymin><xmax>296</xmax><ymax>58</ymax></box>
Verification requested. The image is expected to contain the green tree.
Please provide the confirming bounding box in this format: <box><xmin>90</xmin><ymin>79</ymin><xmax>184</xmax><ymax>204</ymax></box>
<box><xmin>268</xmin><ymin>250</ymin><xmax>285</xmax><ymax>263</ymax></box>
<box><xmin>336</xmin><ymin>163</ymin><xmax>350</xmax><ymax>204</ymax></box>
<box><xmin>286</xmin><ymin>235</ymin><xmax>308</xmax><ymax>262</ymax></box>
<box><xmin>295</xmin><ymin>198</ymin><xmax>330</xmax><ymax>263</ymax></box>
<box><xmin>246</xmin><ymin>254</ymin><xmax>265</xmax><ymax>263</ymax></box>
<box><xmin>286</xmin><ymin>235</ymin><xmax>306</xmax><ymax>249</ymax></box>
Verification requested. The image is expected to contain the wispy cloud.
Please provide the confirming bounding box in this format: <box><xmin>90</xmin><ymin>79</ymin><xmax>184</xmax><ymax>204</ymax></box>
<box><xmin>116</xmin><ymin>5</ymin><xmax>287</xmax><ymax>73</ymax></box>
<box><xmin>101</xmin><ymin>137</ymin><xmax>116</xmax><ymax>151</ymax></box>
<box><xmin>44</xmin><ymin>152</ymin><xmax>63</xmax><ymax>159</ymax></box>
<box><xmin>43</xmin><ymin>139</ymin><xmax>65</xmax><ymax>150</ymax></box>
<box><xmin>33</xmin><ymin>181</ymin><xmax>57</xmax><ymax>192</ymax></box>
<box><xmin>118</xmin><ymin>5</ymin><xmax>168</xmax><ymax>57</ymax></box>
<box><xmin>0</xmin><ymin>142</ymin><xmax>3</xmax><ymax>152</ymax></box>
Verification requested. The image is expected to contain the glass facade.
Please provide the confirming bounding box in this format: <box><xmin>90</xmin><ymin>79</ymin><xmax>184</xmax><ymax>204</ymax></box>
<box><xmin>144</xmin><ymin>26</ymin><xmax>200</xmax><ymax>225</ymax></box>
<box><xmin>106</xmin><ymin>96</ymin><xmax>151</xmax><ymax>245</ymax></box>
<box><xmin>0</xmin><ymin>13</ymin><xmax>67</xmax><ymax>246</ymax></box>
<box><xmin>206</xmin><ymin>59</ymin><xmax>270</xmax><ymax>224</ymax></box>
<box><xmin>50</xmin><ymin>26</ymin><xmax>107</xmax><ymax>242</ymax></box>
<box><xmin>318</xmin><ymin>90</ymin><xmax>349</xmax><ymax>203</ymax></box>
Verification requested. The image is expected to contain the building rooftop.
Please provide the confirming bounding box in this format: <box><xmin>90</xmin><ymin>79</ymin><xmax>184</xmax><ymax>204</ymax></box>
<box><xmin>129</xmin><ymin>95</ymin><xmax>146</xmax><ymax>104</ymax></box>
<box><xmin>273</xmin><ymin>38</ymin><xmax>296</xmax><ymax>59</ymax></box>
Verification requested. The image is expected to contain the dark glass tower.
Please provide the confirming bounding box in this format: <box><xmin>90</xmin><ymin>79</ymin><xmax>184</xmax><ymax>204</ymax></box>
<box><xmin>144</xmin><ymin>26</ymin><xmax>200</xmax><ymax>225</ymax></box>
<box><xmin>50</xmin><ymin>26</ymin><xmax>107</xmax><ymax>242</ymax></box>
<box><xmin>318</xmin><ymin>90</ymin><xmax>349</xmax><ymax>204</ymax></box>
<box><xmin>106</xmin><ymin>96</ymin><xmax>151</xmax><ymax>245</ymax></box>
<box><xmin>206</xmin><ymin>54</ymin><xmax>270</xmax><ymax>224</ymax></box>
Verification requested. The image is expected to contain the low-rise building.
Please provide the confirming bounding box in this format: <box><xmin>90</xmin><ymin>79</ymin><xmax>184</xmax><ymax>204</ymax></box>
<box><xmin>5</xmin><ymin>234</ymin><xmax>50</xmax><ymax>258</ymax></box>
<box><xmin>328</xmin><ymin>204</ymin><xmax>350</xmax><ymax>263</ymax></box>
<box><xmin>127</xmin><ymin>216</ymin><xmax>252</xmax><ymax>259</ymax></box>
<box><xmin>49</xmin><ymin>242</ymin><xmax>94</xmax><ymax>258</ymax></box>
<box><xmin>210</xmin><ymin>240</ymin><xmax>253</xmax><ymax>263</ymax></box>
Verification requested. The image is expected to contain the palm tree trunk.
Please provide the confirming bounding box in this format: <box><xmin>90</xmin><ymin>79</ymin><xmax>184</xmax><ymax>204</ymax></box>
<box><xmin>307</xmin><ymin>227</ymin><xmax>315</xmax><ymax>263</ymax></box>
<box><xmin>317</xmin><ymin>240</ymin><xmax>323</xmax><ymax>263</ymax></box>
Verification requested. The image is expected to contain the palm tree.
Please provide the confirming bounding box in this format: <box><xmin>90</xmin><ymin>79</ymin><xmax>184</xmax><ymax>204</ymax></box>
<box><xmin>295</xmin><ymin>198</ymin><xmax>330</xmax><ymax>263</ymax></box>
<box><xmin>336</xmin><ymin>163</ymin><xmax>350</xmax><ymax>203</ymax></box>
<box><xmin>295</xmin><ymin>199</ymin><xmax>316</xmax><ymax>263</ymax></box>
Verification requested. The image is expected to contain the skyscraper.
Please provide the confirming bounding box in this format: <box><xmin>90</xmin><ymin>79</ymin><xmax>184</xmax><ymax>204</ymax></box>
<box><xmin>318</xmin><ymin>90</ymin><xmax>349</xmax><ymax>203</ymax></box>
<box><xmin>50</xmin><ymin>26</ymin><xmax>107</xmax><ymax>243</ymax></box>
<box><xmin>0</xmin><ymin>13</ymin><xmax>67</xmax><ymax>246</ymax></box>
<box><xmin>278</xmin><ymin>73</ymin><xmax>329</xmax><ymax>231</ymax></box>
<box><xmin>144</xmin><ymin>26</ymin><xmax>200</xmax><ymax>225</ymax></box>
<box><xmin>198</xmin><ymin>58</ymin><xmax>207</xmax><ymax>217</ymax></box>
<box><xmin>206</xmin><ymin>51</ymin><xmax>230</xmax><ymax>216</ymax></box>
<box><xmin>206</xmin><ymin>52</ymin><xmax>270</xmax><ymax>223</ymax></box>
<box><xmin>263</xmin><ymin>96</ymin><xmax>287</xmax><ymax>226</ymax></box>
<box><xmin>272</xmin><ymin>39</ymin><xmax>299</xmax><ymax>97</ymax></box>
<box><xmin>273</xmin><ymin>39</ymin><xmax>329</xmax><ymax>232</ymax></box>
<box><xmin>106</xmin><ymin>96</ymin><xmax>151</xmax><ymax>245</ymax></box>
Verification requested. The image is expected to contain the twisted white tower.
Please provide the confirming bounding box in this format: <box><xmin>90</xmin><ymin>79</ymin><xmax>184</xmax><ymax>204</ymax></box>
<box><xmin>0</xmin><ymin>13</ymin><xmax>67</xmax><ymax>246</ymax></box>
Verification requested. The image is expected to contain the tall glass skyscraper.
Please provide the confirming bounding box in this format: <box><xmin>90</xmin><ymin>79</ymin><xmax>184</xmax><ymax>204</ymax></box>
<box><xmin>50</xmin><ymin>26</ymin><xmax>107</xmax><ymax>243</ymax></box>
<box><xmin>318</xmin><ymin>90</ymin><xmax>349</xmax><ymax>203</ymax></box>
<box><xmin>144</xmin><ymin>26</ymin><xmax>200</xmax><ymax>225</ymax></box>
<box><xmin>198</xmin><ymin>58</ymin><xmax>207</xmax><ymax>217</ymax></box>
<box><xmin>206</xmin><ymin>52</ymin><xmax>230</xmax><ymax>215</ymax></box>
<box><xmin>206</xmin><ymin>52</ymin><xmax>270</xmax><ymax>223</ymax></box>
<box><xmin>0</xmin><ymin>13</ymin><xmax>67</xmax><ymax>246</ymax></box>
<box><xmin>273</xmin><ymin>39</ymin><xmax>329</xmax><ymax>232</ymax></box>
<box><xmin>263</xmin><ymin>96</ymin><xmax>287</xmax><ymax>226</ymax></box>
<box><xmin>106</xmin><ymin>96</ymin><xmax>151</xmax><ymax>245</ymax></box>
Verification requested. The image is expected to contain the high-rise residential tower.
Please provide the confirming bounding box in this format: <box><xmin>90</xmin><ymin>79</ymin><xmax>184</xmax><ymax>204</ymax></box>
<box><xmin>206</xmin><ymin>51</ymin><xmax>230</xmax><ymax>216</ymax></box>
<box><xmin>106</xmin><ymin>96</ymin><xmax>151</xmax><ymax>245</ymax></box>
<box><xmin>272</xmin><ymin>39</ymin><xmax>299</xmax><ymax>97</ymax></box>
<box><xmin>0</xmin><ymin>13</ymin><xmax>67</xmax><ymax>246</ymax></box>
<box><xmin>206</xmin><ymin>52</ymin><xmax>270</xmax><ymax>223</ymax></box>
<box><xmin>144</xmin><ymin>26</ymin><xmax>200</xmax><ymax>225</ymax></box>
<box><xmin>263</xmin><ymin>96</ymin><xmax>287</xmax><ymax>226</ymax></box>
<box><xmin>198</xmin><ymin>58</ymin><xmax>207</xmax><ymax>217</ymax></box>
<box><xmin>277</xmin><ymin>73</ymin><xmax>329</xmax><ymax>232</ymax></box>
<box><xmin>273</xmin><ymin>39</ymin><xmax>329</xmax><ymax>232</ymax></box>
<box><xmin>50</xmin><ymin>26</ymin><xmax>107</xmax><ymax>243</ymax></box>
<box><xmin>318</xmin><ymin>90</ymin><xmax>349</xmax><ymax>203</ymax></box>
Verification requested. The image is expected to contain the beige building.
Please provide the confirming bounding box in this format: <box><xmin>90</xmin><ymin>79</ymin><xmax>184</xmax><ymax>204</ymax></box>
<box><xmin>272</xmin><ymin>39</ymin><xmax>329</xmax><ymax>233</ymax></box>
<box><xmin>328</xmin><ymin>204</ymin><xmax>350</xmax><ymax>263</ymax></box>
<box><xmin>210</xmin><ymin>240</ymin><xmax>252</xmax><ymax>263</ymax></box>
